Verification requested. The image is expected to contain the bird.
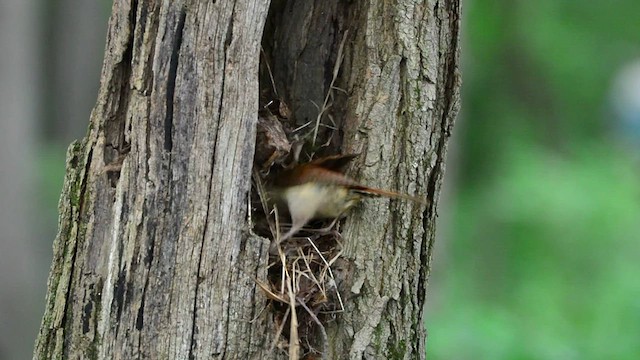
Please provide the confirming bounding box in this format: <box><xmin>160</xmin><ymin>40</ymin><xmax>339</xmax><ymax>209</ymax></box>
<box><xmin>269</xmin><ymin>154</ymin><xmax>426</xmax><ymax>241</ymax></box>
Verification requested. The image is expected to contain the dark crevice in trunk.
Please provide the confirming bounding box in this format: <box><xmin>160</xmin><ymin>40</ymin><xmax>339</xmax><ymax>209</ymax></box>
<box><xmin>254</xmin><ymin>1</ymin><xmax>357</xmax><ymax>358</ymax></box>
<box><xmin>60</xmin><ymin>145</ymin><xmax>92</xmax><ymax>358</ymax></box>
<box><xmin>164</xmin><ymin>9</ymin><xmax>186</xmax><ymax>152</ymax></box>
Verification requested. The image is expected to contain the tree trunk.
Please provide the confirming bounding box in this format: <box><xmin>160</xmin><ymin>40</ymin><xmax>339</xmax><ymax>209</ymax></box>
<box><xmin>34</xmin><ymin>0</ymin><xmax>460</xmax><ymax>359</ymax></box>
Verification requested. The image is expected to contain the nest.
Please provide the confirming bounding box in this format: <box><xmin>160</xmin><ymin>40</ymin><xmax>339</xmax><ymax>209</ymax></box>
<box><xmin>252</xmin><ymin>169</ymin><xmax>348</xmax><ymax>359</ymax></box>
<box><xmin>253</xmin><ymin>31</ymin><xmax>350</xmax><ymax>360</ymax></box>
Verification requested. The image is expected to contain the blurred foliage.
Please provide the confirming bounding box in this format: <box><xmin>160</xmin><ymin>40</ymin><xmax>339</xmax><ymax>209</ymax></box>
<box><xmin>36</xmin><ymin>143</ymin><xmax>67</xmax><ymax>240</ymax></box>
<box><xmin>461</xmin><ymin>0</ymin><xmax>640</xmax><ymax>181</ymax></box>
<box><xmin>429</xmin><ymin>145</ymin><xmax>640</xmax><ymax>359</ymax></box>
<box><xmin>427</xmin><ymin>0</ymin><xmax>640</xmax><ymax>359</ymax></box>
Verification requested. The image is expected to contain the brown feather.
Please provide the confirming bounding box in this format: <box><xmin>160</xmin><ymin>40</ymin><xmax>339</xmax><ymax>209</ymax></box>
<box><xmin>273</xmin><ymin>155</ymin><xmax>427</xmax><ymax>203</ymax></box>
<box><xmin>271</xmin><ymin>154</ymin><xmax>428</xmax><ymax>240</ymax></box>
<box><xmin>350</xmin><ymin>185</ymin><xmax>428</xmax><ymax>204</ymax></box>
<box><xmin>307</xmin><ymin>153</ymin><xmax>359</xmax><ymax>171</ymax></box>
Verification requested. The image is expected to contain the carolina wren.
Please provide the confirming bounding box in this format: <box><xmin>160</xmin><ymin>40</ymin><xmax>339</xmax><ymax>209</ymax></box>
<box><xmin>270</xmin><ymin>154</ymin><xmax>426</xmax><ymax>240</ymax></box>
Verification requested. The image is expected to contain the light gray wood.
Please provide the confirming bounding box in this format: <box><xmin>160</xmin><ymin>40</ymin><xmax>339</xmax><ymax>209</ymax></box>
<box><xmin>34</xmin><ymin>0</ymin><xmax>460</xmax><ymax>359</ymax></box>
<box><xmin>338</xmin><ymin>2</ymin><xmax>460</xmax><ymax>359</ymax></box>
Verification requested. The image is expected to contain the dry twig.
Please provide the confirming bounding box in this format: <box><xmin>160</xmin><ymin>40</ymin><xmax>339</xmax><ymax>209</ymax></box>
<box><xmin>312</xmin><ymin>31</ymin><xmax>349</xmax><ymax>146</ymax></box>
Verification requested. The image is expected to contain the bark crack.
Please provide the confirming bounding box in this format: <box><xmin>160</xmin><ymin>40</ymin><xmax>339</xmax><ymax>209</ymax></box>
<box><xmin>165</xmin><ymin>9</ymin><xmax>187</xmax><ymax>152</ymax></box>
<box><xmin>60</xmin><ymin>146</ymin><xmax>93</xmax><ymax>345</ymax></box>
<box><xmin>189</xmin><ymin>31</ymin><xmax>229</xmax><ymax>358</ymax></box>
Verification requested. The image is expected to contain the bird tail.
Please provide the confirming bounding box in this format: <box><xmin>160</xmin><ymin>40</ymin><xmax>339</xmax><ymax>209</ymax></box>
<box><xmin>351</xmin><ymin>186</ymin><xmax>429</xmax><ymax>205</ymax></box>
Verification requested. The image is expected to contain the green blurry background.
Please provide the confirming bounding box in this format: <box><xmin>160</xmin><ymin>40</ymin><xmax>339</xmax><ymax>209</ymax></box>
<box><xmin>0</xmin><ymin>1</ymin><xmax>638</xmax><ymax>359</ymax></box>
<box><xmin>425</xmin><ymin>1</ymin><xmax>640</xmax><ymax>359</ymax></box>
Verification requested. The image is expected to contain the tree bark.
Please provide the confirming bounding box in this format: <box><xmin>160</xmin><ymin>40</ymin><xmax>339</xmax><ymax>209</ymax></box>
<box><xmin>34</xmin><ymin>0</ymin><xmax>460</xmax><ymax>359</ymax></box>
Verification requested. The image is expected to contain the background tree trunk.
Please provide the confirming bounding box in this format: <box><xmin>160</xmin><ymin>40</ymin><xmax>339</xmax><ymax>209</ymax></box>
<box><xmin>43</xmin><ymin>0</ymin><xmax>109</xmax><ymax>144</ymax></box>
<box><xmin>34</xmin><ymin>0</ymin><xmax>460</xmax><ymax>359</ymax></box>
<box><xmin>1</xmin><ymin>1</ymin><xmax>40</xmax><ymax>359</ymax></box>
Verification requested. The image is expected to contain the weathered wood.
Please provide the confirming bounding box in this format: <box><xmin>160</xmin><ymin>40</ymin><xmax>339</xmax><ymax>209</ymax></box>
<box><xmin>34</xmin><ymin>0</ymin><xmax>460</xmax><ymax>359</ymax></box>
<box><xmin>338</xmin><ymin>2</ymin><xmax>460</xmax><ymax>359</ymax></box>
<box><xmin>34</xmin><ymin>1</ymin><xmax>273</xmax><ymax>359</ymax></box>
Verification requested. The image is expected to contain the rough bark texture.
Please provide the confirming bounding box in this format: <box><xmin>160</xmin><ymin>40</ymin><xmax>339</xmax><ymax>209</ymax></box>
<box><xmin>34</xmin><ymin>0</ymin><xmax>460</xmax><ymax>359</ymax></box>
<box><xmin>34</xmin><ymin>1</ymin><xmax>273</xmax><ymax>359</ymax></box>
<box><xmin>338</xmin><ymin>2</ymin><xmax>459</xmax><ymax>359</ymax></box>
